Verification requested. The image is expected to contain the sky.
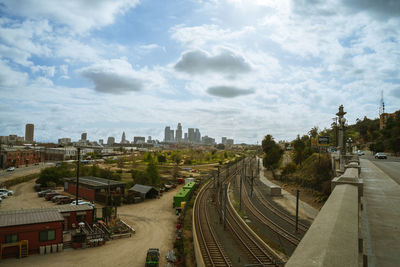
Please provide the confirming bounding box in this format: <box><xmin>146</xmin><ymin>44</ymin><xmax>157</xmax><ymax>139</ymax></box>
<box><xmin>0</xmin><ymin>0</ymin><xmax>400</xmax><ymax>144</ymax></box>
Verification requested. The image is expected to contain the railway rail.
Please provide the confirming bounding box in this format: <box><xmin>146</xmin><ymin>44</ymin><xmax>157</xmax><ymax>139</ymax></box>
<box><xmin>194</xmin><ymin>179</ymin><xmax>232</xmax><ymax>267</ymax></box>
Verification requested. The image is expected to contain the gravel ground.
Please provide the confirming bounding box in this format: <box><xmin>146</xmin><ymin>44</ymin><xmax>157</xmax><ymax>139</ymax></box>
<box><xmin>1</xmin><ymin>180</ymin><xmax>179</xmax><ymax>267</ymax></box>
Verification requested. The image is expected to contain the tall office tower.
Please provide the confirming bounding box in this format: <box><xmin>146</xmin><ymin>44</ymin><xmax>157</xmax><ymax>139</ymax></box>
<box><xmin>184</xmin><ymin>133</ymin><xmax>188</xmax><ymax>142</ymax></box>
<box><xmin>25</xmin><ymin>123</ymin><xmax>34</xmax><ymax>143</ymax></box>
<box><xmin>121</xmin><ymin>132</ymin><xmax>126</xmax><ymax>143</ymax></box>
<box><xmin>188</xmin><ymin>128</ymin><xmax>195</xmax><ymax>142</ymax></box>
<box><xmin>195</xmin><ymin>129</ymin><xmax>201</xmax><ymax>143</ymax></box>
<box><xmin>81</xmin><ymin>133</ymin><xmax>87</xmax><ymax>141</ymax></box>
<box><xmin>221</xmin><ymin>137</ymin><xmax>227</xmax><ymax>144</ymax></box>
<box><xmin>176</xmin><ymin>123</ymin><xmax>182</xmax><ymax>142</ymax></box>
<box><xmin>107</xmin><ymin>137</ymin><xmax>115</xmax><ymax>146</ymax></box>
<box><xmin>164</xmin><ymin>126</ymin><xmax>171</xmax><ymax>142</ymax></box>
<box><xmin>170</xmin><ymin>129</ymin><xmax>174</xmax><ymax>142</ymax></box>
<box><xmin>99</xmin><ymin>139</ymin><xmax>104</xmax><ymax>145</ymax></box>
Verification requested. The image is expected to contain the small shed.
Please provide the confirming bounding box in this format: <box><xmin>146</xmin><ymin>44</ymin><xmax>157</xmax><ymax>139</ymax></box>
<box><xmin>129</xmin><ymin>184</ymin><xmax>159</xmax><ymax>200</ymax></box>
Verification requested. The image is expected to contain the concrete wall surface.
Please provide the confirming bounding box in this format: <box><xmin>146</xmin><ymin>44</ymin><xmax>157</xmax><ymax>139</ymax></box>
<box><xmin>286</xmin><ymin>184</ymin><xmax>359</xmax><ymax>267</ymax></box>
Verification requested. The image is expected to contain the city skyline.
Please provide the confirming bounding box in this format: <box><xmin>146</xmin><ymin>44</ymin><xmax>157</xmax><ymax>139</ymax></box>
<box><xmin>1</xmin><ymin>1</ymin><xmax>400</xmax><ymax>144</ymax></box>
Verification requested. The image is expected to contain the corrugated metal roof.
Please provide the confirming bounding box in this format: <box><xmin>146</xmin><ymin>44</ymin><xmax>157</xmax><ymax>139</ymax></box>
<box><xmin>64</xmin><ymin>176</ymin><xmax>126</xmax><ymax>188</ymax></box>
<box><xmin>0</xmin><ymin>209</ymin><xmax>64</xmax><ymax>228</ymax></box>
<box><xmin>129</xmin><ymin>184</ymin><xmax>157</xmax><ymax>194</ymax></box>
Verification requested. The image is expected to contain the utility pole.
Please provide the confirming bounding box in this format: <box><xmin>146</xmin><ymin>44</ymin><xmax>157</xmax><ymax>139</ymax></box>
<box><xmin>224</xmin><ymin>183</ymin><xmax>227</xmax><ymax>229</ymax></box>
<box><xmin>219</xmin><ymin>184</ymin><xmax>223</xmax><ymax>224</ymax></box>
<box><xmin>296</xmin><ymin>190</ymin><xmax>300</xmax><ymax>233</ymax></box>
<box><xmin>75</xmin><ymin>147</ymin><xmax>81</xmax><ymax>205</ymax></box>
<box><xmin>217</xmin><ymin>166</ymin><xmax>220</xmax><ymax>187</ymax></box>
<box><xmin>239</xmin><ymin>169</ymin><xmax>243</xmax><ymax>211</ymax></box>
<box><xmin>251</xmin><ymin>165</ymin><xmax>254</xmax><ymax>197</ymax></box>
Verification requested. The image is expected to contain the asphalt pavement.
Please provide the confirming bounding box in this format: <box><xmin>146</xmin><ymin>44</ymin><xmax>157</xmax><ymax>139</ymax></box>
<box><xmin>360</xmin><ymin>155</ymin><xmax>400</xmax><ymax>185</ymax></box>
<box><xmin>0</xmin><ymin>162</ymin><xmax>55</xmax><ymax>183</ymax></box>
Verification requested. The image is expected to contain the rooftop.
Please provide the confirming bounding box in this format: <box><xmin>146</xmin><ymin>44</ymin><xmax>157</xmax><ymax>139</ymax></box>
<box><xmin>65</xmin><ymin>176</ymin><xmax>126</xmax><ymax>188</ymax></box>
<box><xmin>129</xmin><ymin>184</ymin><xmax>157</xmax><ymax>194</ymax></box>
<box><xmin>0</xmin><ymin>209</ymin><xmax>64</xmax><ymax>228</ymax></box>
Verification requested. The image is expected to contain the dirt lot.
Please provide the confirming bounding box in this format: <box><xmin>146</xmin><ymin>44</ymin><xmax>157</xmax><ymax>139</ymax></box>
<box><xmin>1</xmin><ymin>180</ymin><xmax>179</xmax><ymax>267</ymax></box>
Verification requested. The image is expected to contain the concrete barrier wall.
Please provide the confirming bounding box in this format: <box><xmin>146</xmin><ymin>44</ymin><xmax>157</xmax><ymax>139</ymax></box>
<box><xmin>286</xmin><ymin>184</ymin><xmax>359</xmax><ymax>267</ymax></box>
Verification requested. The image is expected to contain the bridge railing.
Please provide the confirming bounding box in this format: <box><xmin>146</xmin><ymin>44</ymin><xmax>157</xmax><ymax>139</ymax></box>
<box><xmin>286</xmin><ymin>157</ymin><xmax>364</xmax><ymax>267</ymax></box>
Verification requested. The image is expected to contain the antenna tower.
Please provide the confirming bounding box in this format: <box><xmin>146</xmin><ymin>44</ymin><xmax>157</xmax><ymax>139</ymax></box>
<box><xmin>379</xmin><ymin>90</ymin><xmax>385</xmax><ymax>115</ymax></box>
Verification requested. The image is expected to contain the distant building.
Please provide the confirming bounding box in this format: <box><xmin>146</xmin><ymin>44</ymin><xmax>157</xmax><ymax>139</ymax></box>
<box><xmin>121</xmin><ymin>132</ymin><xmax>126</xmax><ymax>143</ymax></box>
<box><xmin>221</xmin><ymin>137</ymin><xmax>227</xmax><ymax>144</ymax></box>
<box><xmin>134</xmin><ymin>136</ymin><xmax>146</xmax><ymax>144</ymax></box>
<box><xmin>195</xmin><ymin>129</ymin><xmax>201</xmax><ymax>143</ymax></box>
<box><xmin>202</xmin><ymin>136</ymin><xmax>216</xmax><ymax>145</ymax></box>
<box><xmin>226</xmin><ymin>139</ymin><xmax>234</xmax><ymax>145</ymax></box>
<box><xmin>164</xmin><ymin>126</ymin><xmax>171</xmax><ymax>142</ymax></box>
<box><xmin>0</xmin><ymin>148</ymin><xmax>44</xmax><ymax>168</ymax></box>
<box><xmin>188</xmin><ymin>128</ymin><xmax>195</xmax><ymax>143</ymax></box>
<box><xmin>170</xmin><ymin>129</ymin><xmax>174</xmax><ymax>142</ymax></box>
<box><xmin>380</xmin><ymin>111</ymin><xmax>399</xmax><ymax>129</ymax></box>
<box><xmin>58</xmin><ymin>138</ymin><xmax>71</xmax><ymax>145</ymax></box>
<box><xmin>25</xmin><ymin>123</ymin><xmax>34</xmax><ymax>143</ymax></box>
<box><xmin>99</xmin><ymin>139</ymin><xmax>104</xmax><ymax>145</ymax></box>
<box><xmin>81</xmin><ymin>133</ymin><xmax>87</xmax><ymax>141</ymax></box>
<box><xmin>176</xmin><ymin>123</ymin><xmax>182</xmax><ymax>142</ymax></box>
<box><xmin>107</xmin><ymin>137</ymin><xmax>115</xmax><ymax>146</ymax></box>
<box><xmin>184</xmin><ymin>133</ymin><xmax>188</xmax><ymax>142</ymax></box>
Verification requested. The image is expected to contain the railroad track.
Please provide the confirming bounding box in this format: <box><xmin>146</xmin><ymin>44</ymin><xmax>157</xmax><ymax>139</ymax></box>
<box><xmin>241</xmin><ymin>179</ymin><xmax>301</xmax><ymax>247</ymax></box>
<box><xmin>253</xmin><ymin>184</ymin><xmax>309</xmax><ymax>234</ymax></box>
<box><xmin>194</xmin><ymin>177</ymin><xmax>232</xmax><ymax>266</ymax></box>
<box><xmin>217</xmin><ymin>163</ymin><xmax>280</xmax><ymax>266</ymax></box>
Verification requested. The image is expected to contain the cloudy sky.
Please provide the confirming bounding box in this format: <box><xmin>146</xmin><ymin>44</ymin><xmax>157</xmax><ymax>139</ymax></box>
<box><xmin>1</xmin><ymin>0</ymin><xmax>400</xmax><ymax>144</ymax></box>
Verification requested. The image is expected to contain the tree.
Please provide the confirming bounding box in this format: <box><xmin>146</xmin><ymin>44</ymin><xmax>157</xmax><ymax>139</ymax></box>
<box><xmin>261</xmin><ymin>135</ymin><xmax>283</xmax><ymax>176</ymax></box>
<box><xmin>146</xmin><ymin>161</ymin><xmax>160</xmax><ymax>185</ymax></box>
<box><xmin>293</xmin><ymin>135</ymin><xmax>306</xmax><ymax>166</ymax></box>
<box><xmin>157</xmin><ymin>154</ymin><xmax>167</xmax><ymax>164</ymax></box>
<box><xmin>308</xmin><ymin>126</ymin><xmax>319</xmax><ymax>138</ymax></box>
<box><xmin>131</xmin><ymin>170</ymin><xmax>149</xmax><ymax>185</ymax></box>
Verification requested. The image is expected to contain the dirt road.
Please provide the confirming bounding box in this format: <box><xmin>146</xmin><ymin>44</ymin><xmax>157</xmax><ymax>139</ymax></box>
<box><xmin>1</xmin><ymin>183</ymin><xmax>179</xmax><ymax>267</ymax></box>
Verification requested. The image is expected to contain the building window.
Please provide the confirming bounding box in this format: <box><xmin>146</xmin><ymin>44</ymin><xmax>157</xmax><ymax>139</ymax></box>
<box><xmin>39</xmin><ymin>230</ymin><xmax>56</xmax><ymax>242</ymax></box>
<box><xmin>77</xmin><ymin>214</ymin><xmax>86</xmax><ymax>222</ymax></box>
<box><xmin>5</xmin><ymin>234</ymin><xmax>18</xmax><ymax>243</ymax></box>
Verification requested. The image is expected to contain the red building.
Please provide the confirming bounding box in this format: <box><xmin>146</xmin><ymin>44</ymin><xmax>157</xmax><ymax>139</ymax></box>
<box><xmin>0</xmin><ymin>149</ymin><xmax>44</xmax><ymax>169</ymax></box>
<box><xmin>0</xmin><ymin>209</ymin><xmax>64</xmax><ymax>259</ymax></box>
<box><xmin>0</xmin><ymin>205</ymin><xmax>94</xmax><ymax>259</ymax></box>
<box><xmin>64</xmin><ymin>176</ymin><xmax>126</xmax><ymax>204</ymax></box>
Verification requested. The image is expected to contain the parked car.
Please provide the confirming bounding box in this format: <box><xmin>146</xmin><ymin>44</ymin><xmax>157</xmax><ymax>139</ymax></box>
<box><xmin>70</xmin><ymin>200</ymin><xmax>94</xmax><ymax>207</ymax></box>
<box><xmin>357</xmin><ymin>150</ymin><xmax>365</xmax><ymax>156</ymax></box>
<box><xmin>53</xmin><ymin>195</ymin><xmax>72</xmax><ymax>204</ymax></box>
<box><xmin>145</xmin><ymin>248</ymin><xmax>160</xmax><ymax>267</ymax></box>
<box><xmin>38</xmin><ymin>189</ymin><xmax>55</xmax><ymax>197</ymax></box>
<box><xmin>45</xmin><ymin>192</ymin><xmax>62</xmax><ymax>201</ymax></box>
<box><xmin>375</xmin><ymin>152</ymin><xmax>387</xmax><ymax>159</ymax></box>
<box><xmin>7</xmin><ymin>167</ymin><xmax>15</xmax><ymax>172</ymax></box>
<box><xmin>0</xmin><ymin>192</ymin><xmax>8</xmax><ymax>199</ymax></box>
<box><xmin>0</xmin><ymin>188</ymin><xmax>13</xmax><ymax>196</ymax></box>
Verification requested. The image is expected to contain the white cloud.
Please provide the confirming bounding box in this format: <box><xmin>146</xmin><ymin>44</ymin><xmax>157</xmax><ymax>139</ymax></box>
<box><xmin>78</xmin><ymin>59</ymin><xmax>165</xmax><ymax>94</ymax></box>
<box><xmin>0</xmin><ymin>0</ymin><xmax>140</xmax><ymax>33</ymax></box>
<box><xmin>0</xmin><ymin>60</ymin><xmax>28</xmax><ymax>88</ymax></box>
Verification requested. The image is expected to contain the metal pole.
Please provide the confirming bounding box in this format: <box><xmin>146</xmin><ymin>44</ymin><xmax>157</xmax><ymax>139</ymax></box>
<box><xmin>296</xmin><ymin>190</ymin><xmax>299</xmax><ymax>233</ymax></box>
<box><xmin>219</xmin><ymin>184</ymin><xmax>223</xmax><ymax>224</ymax></box>
<box><xmin>217</xmin><ymin>166</ymin><xmax>220</xmax><ymax>187</ymax></box>
<box><xmin>239</xmin><ymin>170</ymin><xmax>243</xmax><ymax>211</ymax></box>
<box><xmin>75</xmin><ymin>147</ymin><xmax>80</xmax><ymax>205</ymax></box>
<box><xmin>224</xmin><ymin>183</ymin><xmax>227</xmax><ymax>229</ymax></box>
<box><xmin>251</xmin><ymin>166</ymin><xmax>254</xmax><ymax>197</ymax></box>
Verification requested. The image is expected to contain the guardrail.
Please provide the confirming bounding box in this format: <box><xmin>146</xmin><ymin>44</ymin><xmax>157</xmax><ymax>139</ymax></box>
<box><xmin>286</xmin><ymin>156</ymin><xmax>363</xmax><ymax>267</ymax></box>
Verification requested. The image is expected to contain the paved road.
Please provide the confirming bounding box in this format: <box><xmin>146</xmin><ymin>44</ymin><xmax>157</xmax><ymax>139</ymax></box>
<box><xmin>361</xmin><ymin>158</ymin><xmax>400</xmax><ymax>267</ymax></box>
<box><xmin>0</xmin><ymin>162</ymin><xmax>55</xmax><ymax>183</ymax></box>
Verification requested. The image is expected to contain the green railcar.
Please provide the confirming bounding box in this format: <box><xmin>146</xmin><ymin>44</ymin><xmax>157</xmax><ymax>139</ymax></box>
<box><xmin>173</xmin><ymin>188</ymin><xmax>191</xmax><ymax>208</ymax></box>
<box><xmin>183</xmin><ymin>182</ymin><xmax>196</xmax><ymax>196</ymax></box>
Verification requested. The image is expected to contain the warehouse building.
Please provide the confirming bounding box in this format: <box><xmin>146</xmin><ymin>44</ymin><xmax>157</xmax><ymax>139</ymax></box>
<box><xmin>129</xmin><ymin>184</ymin><xmax>159</xmax><ymax>200</ymax></box>
<box><xmin>0</xmin><ymin>205</ymin><xmax>94</xmax><ymax>259</ymax></box>
<box><xmin>64</xmin><ymin>176</ymin><xmax>126</xmax><ymax>204</ymax></box>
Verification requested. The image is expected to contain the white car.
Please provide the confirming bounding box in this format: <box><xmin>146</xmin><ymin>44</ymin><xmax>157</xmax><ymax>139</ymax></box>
<box><xmin>70</xmin><ymin>200</ymin><xmax>94</xmax><ymax>207</ymax></box>
<box><xmin>0</xmin><ymin>192</ymin><xmax>8</xmax><ymax>199</ymax></box>
<box><xmin>7</xmin><ymin>167</ymin><xmax>15</xmax><ymax>172</ymax></box>
<box><xmin>0</xmin><ymin>189</ymin><xmax>13</xmax><ymax>196</ymax></box>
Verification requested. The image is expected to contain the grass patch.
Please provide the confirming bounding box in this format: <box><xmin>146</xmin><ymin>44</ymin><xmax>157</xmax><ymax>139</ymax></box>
<box><xmin>0</xmin><ymin>173</ymin><xmax>40</xmax><ymax>188</ymax></box>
